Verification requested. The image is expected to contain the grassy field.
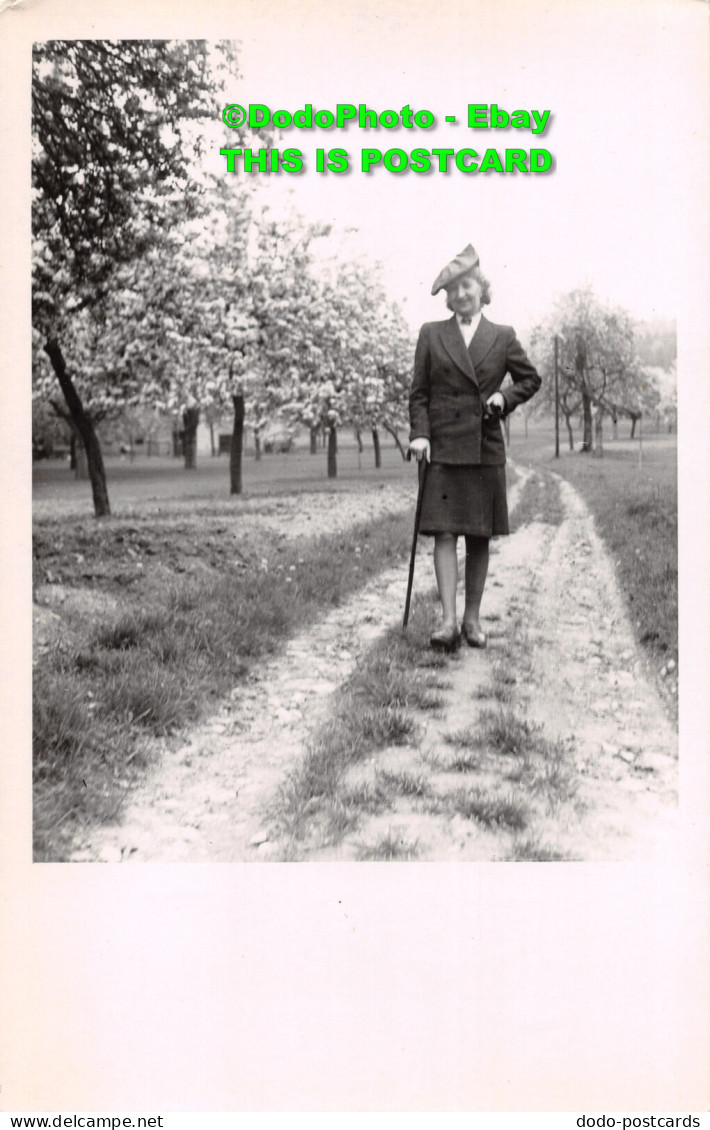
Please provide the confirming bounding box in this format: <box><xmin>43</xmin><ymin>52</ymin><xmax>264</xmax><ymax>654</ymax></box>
<box><xmin>33</xmin><ymin>500</ymin><xmax>413</xmax><ymax>860</ymax></box>
<box><xmin>33</xmin><ymin>434</ymin><xmax>416</xmax><ymax>858</ymax></box>
<box><xmin>33</xmin><ymin>435</ymin><xmax>411</xmax><ymax>518</ymax></box>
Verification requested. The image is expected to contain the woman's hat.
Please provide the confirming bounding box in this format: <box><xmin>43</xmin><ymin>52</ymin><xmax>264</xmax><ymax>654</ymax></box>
<box><xmin>431</xmin><ymin>243</ymin><xmax>480</xmax><ymax>295</ymax></box>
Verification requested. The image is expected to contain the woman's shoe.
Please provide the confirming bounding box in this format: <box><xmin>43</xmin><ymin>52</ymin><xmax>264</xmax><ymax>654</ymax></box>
<box><xmin>461</xmin><ymin>622</ymin><xmax>487</xmax><ymax>648</ymax></box>
<box><xmin>430</xmin><ymin>625</ymin><xmax>461</xmax><ymax>651</ymax></box>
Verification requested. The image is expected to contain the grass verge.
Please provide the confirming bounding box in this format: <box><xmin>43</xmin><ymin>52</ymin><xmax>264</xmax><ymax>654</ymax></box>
<box><xmin>268</xmin><ymin>597</ymin><xmax>445</xmax><ymax>852</ymax></box>
<box><xmin>355</xmin><ymin>829</ymin><xmax>421</xmax><ymax>861</ymax></box>
<box><xmin>269</xmin><ymin>579</ymin><xmax>580</xmax><ymax>859</ymax></box>
<box><xmin>563</xmin><ymin>466</ymin><xmax>676</xmax><ymax>664</ymax></box>
<box><xmin>421</xmin><ymin>781</ymin><xmax>530</xmax><ymax>833</ymax></box>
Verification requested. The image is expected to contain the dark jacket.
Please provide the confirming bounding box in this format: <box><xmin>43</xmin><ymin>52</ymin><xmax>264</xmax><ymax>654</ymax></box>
<box><xmin>409</xmin><ymin>314</ymin><xmax>541</xmax><ymax>465</ymax></box>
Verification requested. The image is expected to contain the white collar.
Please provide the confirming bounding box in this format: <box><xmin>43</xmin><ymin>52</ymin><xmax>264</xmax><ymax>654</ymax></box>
<box><xmin>456</xmin><ymin>310</ymin><xmax>482</xmax><ymax>339</ymax></box>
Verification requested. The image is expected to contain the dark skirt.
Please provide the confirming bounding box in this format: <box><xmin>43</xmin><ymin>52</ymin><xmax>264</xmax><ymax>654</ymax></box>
<box><xmin>419</xmin><ymin>462</ymin><xmax>509</xmax><ymax>536</ymax></box>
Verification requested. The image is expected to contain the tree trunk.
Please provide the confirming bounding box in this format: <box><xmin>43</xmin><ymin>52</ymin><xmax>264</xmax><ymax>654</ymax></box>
<box><xmin>580</xmin><ymin>387</ymin><xmax>593</xmax><ymax>452</ymax></box>
<box><xmin>182</xmin><ymin>406</ymin><xmax>199</xmax><ymax>469</ymax></box>
<box><xmin>230</xmin><ymin>393</ymin><xmax>245</xmax><ymax>495</ymax></box>
<box><xmin>209</xmin><ymin>419</ymin><xmax>216</xmax><ymax>457</ymax></box>
<box><xmin>74</xmin><ymin>438</ymin><xmax>89</xmax><ymax>480</ymax></box>
<box><xmin>612</xmin><ymin>413</ymin><xmax>618</xmax><ymax>440</ymax></box>
<box><xmin>44</xmin><ymin>339</ymin><xmax>111</xmax><ymax>516</ymax></box>
<box><xmin>576</xmin><ymin>334</ymin><xmax>593</xmax><ymax>453</ymax></box>
<box><xmin>371</xmin><ymin>426</ymin><xmax>381</xmax><ymax>468</ymax></box>
<box><xmin>355</xmin><ymin>428</ymin><xmax>364</xmax><ymax>454</ymax></box>
<box><xmin>564</xmin><ymin>414</ymin><xmax>574</xmax><ymax>451</ymax></box>
<box><xmin>69</xmin><ymin>432</ymin><xmax>77</xmax><ymax>471</ymax></box>
<box><xmin>630</xmin><ymin>415</ymin><xmax>638</xmax><ymax>439</ymax></box>
<box><xmin>382</xmin><ymin>422</ymin><xmax>407</xmax><ymax>460</ymax></box>
<box><xmin>593</xmin><ymin>405</ymin><xmax>604</xmax><ymax>457</ymax></box>
<box><xmin>310</xmin><ymin>426</ymin><xmax>318</xmax><ymax>455</ymax></box>
<box><xmin>254</xmin><ymin>425</ymin><xmax>262</xmax><ymax>462</ymax></box>
<box><xmin>327</xmin><ymin>424</ymin><xmax>337</xmax><ymax>479</ymax></box>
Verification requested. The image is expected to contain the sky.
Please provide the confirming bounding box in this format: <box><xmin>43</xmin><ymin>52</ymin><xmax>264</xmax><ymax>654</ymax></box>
<box><xmin>198</xmin><ymin>0</ymin><xmax>708</xmax><ymax>335</ymax></box>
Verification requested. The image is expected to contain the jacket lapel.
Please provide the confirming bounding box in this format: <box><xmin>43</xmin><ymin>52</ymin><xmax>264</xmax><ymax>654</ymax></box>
<box><xmin>439</xmin><ymin>316</ymin><xmax>479</xmax><ymax>387</ymax></box>
<box><xmin>468</xmin><ymin>314</ymin><xmax>497</xmax><ymax>370</ymax></box>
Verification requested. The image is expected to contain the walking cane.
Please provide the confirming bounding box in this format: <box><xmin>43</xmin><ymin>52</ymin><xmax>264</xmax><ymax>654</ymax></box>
<box><xmin>403</xmin><ymin>454</ymin><xmax>428</xmax><ymax>629</ymax></box>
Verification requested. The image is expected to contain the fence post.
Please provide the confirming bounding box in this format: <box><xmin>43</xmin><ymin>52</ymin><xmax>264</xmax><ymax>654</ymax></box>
<box><xmin>554</xmin><ymin>334</ymin><xmax>560</xmax><ymax>458</ymax></box>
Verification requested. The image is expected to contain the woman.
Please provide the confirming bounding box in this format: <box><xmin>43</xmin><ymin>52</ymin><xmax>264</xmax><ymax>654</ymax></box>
<box><xmin>409</xmin><ymin>244</ymin><xmax>541</xmax><ymax>650</ymax></box>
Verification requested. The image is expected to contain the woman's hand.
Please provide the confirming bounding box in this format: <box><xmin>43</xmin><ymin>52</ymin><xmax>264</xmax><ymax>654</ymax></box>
<box><xmin>486</xmin><ymin>392</ymin><xmax>506</xmax><ymax>414</ymax></box>
<box><xmin>409</xmin><ymin>437</ymin><xmax>431</xmax><ymax>462</ymax></box>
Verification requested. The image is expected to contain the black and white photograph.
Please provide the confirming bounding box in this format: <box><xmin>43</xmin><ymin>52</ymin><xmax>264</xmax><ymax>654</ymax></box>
<box><xmin>2</xmin><ymin>0</ymin><xmax>709</xmax><ymax>1115</ymax></box>
<box><xmin>28</xmin><ymin>23</ymin><xmax>684</xmax><ymax>865</ymax></box>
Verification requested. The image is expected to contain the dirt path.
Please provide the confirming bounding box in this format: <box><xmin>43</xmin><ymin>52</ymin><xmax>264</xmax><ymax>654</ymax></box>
<box><xmin>319</xmin><ymin>474</ymin><xmax>678</xmax><ymax>862</ymax></box>
<box><xmin>69</xmin><ymin>468</ymin><xmax>677</xmax><ymax>863</ymax></box>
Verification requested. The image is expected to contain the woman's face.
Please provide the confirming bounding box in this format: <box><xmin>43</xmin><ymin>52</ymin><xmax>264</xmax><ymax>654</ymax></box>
<box><xmin>445</xmin><ymin>271</ymin><xmax>482</xmax><ymax>318</ymax></box>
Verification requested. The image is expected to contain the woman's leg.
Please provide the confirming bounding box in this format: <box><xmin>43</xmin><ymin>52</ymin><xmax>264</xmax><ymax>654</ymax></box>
<box><xmin>433</xmin><ymin>533</ymin><xmax>459</xmax><ymax>628</ymax></box>
<box><xmin>463</xmin><ymin>535</ymin><xmax>490</xmax><ymax>632</ymax></box>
